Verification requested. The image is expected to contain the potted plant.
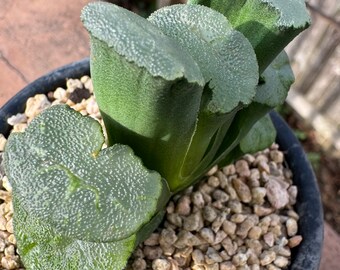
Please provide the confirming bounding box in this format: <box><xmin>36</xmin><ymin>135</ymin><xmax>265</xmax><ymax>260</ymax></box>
<box><xmin>0</xmin><ymin>1</ymin><xmax>323</xmax><ymax>269</ymax></box>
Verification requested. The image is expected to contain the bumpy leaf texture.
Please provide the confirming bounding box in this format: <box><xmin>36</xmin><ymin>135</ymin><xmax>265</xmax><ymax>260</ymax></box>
<box><xmin>189</xmin><ymin>0</ymin><xmax>311</xmax><ymax>72</ymax></box>
<box><xmin>81</xmin><ymin>2</ymin><xmax>204</xmax><ymax>191</ymax></box>
<box><xmin>4</xmin><ymin>105</ymin><xmax>170</xmax><ymax>269</ymax></box>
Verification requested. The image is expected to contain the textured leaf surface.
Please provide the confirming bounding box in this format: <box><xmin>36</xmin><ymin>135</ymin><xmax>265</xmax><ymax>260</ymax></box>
<box><xmin>254</xmin><ymin>51</ymin><xmax>294</xmax><ymax>107</ymax></box>
<box><xmin>82</xmin><ymin>2</ymin><xmax>204</xmax><ymax>191</ymax></box>
<box><xmin>4</xmin><ymin>105</ymin><xmax>169</xmax><ymax>242</ymax></box>
<box><xmin>189</xmin><ymin>0</ymin><xmax>310</xmax><ymax>72</ymax></box>
<box><xmin>149</xmin><ymin>4</ymin><xmax>258</xmax><ymax>114</ymax></box>
<box><xmin>81</xmin><ymin>2</ymin><xmax>204</xmax><ymax>83</ymax></box>
<box><xmin>13</xmin><ymin>196</ymin><xmax>135</xmax><ymax>270</ymax></box>
<box><xmin>239</xmin><ymin>114</ymin><xmax>276</xmax><ymax>153</ymax></box>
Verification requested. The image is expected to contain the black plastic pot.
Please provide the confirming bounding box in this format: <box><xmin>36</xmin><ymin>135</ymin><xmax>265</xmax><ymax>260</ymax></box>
<box><xmin>0</xmin><ymin>59</ymin><xmax>323</xmax><ymax>270</ymax></box>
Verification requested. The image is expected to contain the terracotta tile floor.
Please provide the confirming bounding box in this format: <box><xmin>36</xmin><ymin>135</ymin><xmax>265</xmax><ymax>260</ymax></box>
<box><xmin>0</xmin><ymin>0</ymin><xmax>339</xmax><ymax>269</ymax></box>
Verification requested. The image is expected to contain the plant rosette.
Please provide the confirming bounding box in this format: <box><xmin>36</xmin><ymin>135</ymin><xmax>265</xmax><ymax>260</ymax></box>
<box><xmin>0</xmin><ymin>74</ymin><xmax>322</xmax><ymax>270</ymax></box>
<box><xmin>0</xmin><ymin>1</ymin><xmax>323</xmax><ymax>270</ymax></box>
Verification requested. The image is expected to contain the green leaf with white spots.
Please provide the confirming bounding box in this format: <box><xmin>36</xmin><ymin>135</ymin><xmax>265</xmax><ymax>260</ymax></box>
<box><xmin>81</xmin><ymin>2</ymin><xmax>204</xmax><ymax>192</ymax></box>
<box><xmin>189</xmin><ymin>0</ymin><xmax>311</xmax><ymax>72</ymax></box>
<box><xmin>148</xmin><ymin>4</ymin><xmax>258</xmax><ymax>191</ymax></box>
<box><xmin>4</xmin><ymin>105</ymin><xmax>170</xmax><ymax>243</ymax></box>
<box><xmin>149</xmin><ymin>4</ymin><xmax>258</xmax><ymax>114</ymax></box>
<box><xmin>255</xmin><ymin>51</ymin><xmax>295</xmax><ymax>107</ymax></box>
<box><xmin>13</xmin><ymin>196</ymin><xmax>136</xmax><ymax>270</ymax></box>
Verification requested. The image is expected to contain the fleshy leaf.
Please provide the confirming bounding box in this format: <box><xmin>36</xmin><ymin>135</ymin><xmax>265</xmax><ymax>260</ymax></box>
<box><xmin>81</xmin><ymin>2</ymin><xmax>204</xmax><ymax>191</ymax></box>
<box><xmin>149</xmin><ymin>4</ymin><xmax>258</xmax><ymax>114</ymax></box>
<box><xmin>239</xmin><ymin>113</ymin><xmax>276</xmax><ymax>154</ymax></box>
<box><xmin>148</xmin><ymin>4</ymin><xmax>258</xmax><ymax>191</ymax></box>
<box><xmin>13</xmin><ymin>196</ymin><xmax>136</xmax><ymax>270</ymax></box>
<box><xmin>4</xmin><ymin>105</ymin><xmax>170</xmax><ymax>243</ymax></box>
<box><xmin>254</xmin><ymin>51</ymin><xmax>295</xmax><ymax>107</ymax></box>
<box><xmin>210</xmin><ymin>50</ymin><xmax>295</xmax><ymax>167</ymax></box>
<box><xmin>189</xmin><ymin>0</ymin><xmax>311</xmax><ymax>72</ymax></box>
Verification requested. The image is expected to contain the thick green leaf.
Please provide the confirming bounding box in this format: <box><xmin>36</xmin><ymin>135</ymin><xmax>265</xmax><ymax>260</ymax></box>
<box><xmin>239</xmin><ymin>113</ymin><xmax>276</xmax><ymax>153</ymax></box>
<box><xmin>149</xmin><ymin>4</ymin><xmax>258</xmax><ymax>114</ymax></box>
<box><xmin>13</xmin><ymin>196</ymin><xmax>136</xmax><ymax>270</ymax></box>
<box><xmin>148</xmin><ymin>4</ymin><xmax>258</xmax><ymax>191</ymax></box>
<box><xmin>81</xmin><ymin>2</ymin><xmax>204</xmax><ymax>191</ymax></box>
<box><xmin>212</xmin><ymin>52</ymin><xmax>294</xmax><ymax>167</ymax></box>
<box><xmin>189</xmin><ymin>0</ymin><xmax>311</xmax><ymax>72</ymax></box>
<box><xmin>254</xmin><ymin>51</ymin><xmax>295</xmax><ymax>107</ymax></box>
<box><xmin>4</xmin><ymin>105</ymin><xmax>170</xmax><ymax>243</ymax></box>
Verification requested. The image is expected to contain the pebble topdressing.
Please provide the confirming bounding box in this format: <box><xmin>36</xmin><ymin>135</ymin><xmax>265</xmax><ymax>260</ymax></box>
<box><xmin>0</xmin><ymin>77</ymin><xmax>302</xmax><ymax>270</ymax></box>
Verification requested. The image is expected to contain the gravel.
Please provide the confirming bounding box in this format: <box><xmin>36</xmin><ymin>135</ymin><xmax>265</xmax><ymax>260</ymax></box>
<box><xmin>0</xmin><ymin>77</ymin><xmax>302</xmax><ymax>270</ymax></box>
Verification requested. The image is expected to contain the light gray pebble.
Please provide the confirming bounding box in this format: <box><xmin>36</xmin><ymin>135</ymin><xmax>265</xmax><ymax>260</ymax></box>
<box><xmin>259</xmin><ymin>250</ymin><xmax>276</xmax><ymax>266</ymax></box>
<box><xmin>199</xmin><ymin>228</ymin><xmax>215</xmax><ymax>244</ymax></box>
<box><xmin>205</xmin><ymin>247</ymin><xmax>223</xmax><ymax>264</ymax></box>
<box><xmin>176</xmin><ymin>195</ymin><xmax>191</xmax><ymax>216</ymax></box>
<box><xmin>212</xmin><ymin>189</ymin><xmax>229</xmax><ymax>202</ymax></box>
<box><xmin>220</xmin><ymin>261</ymin><xmax>236</xmax><ymax>270</ymax></box>
<box><xmin>7</xmin><ymin>113</ymin><xmax>27</xmax><ymax>126</ymax></box>
<box><xmin>265</xmin><ymin>179</ymin><xmax>289</xmax><ymax>209</ymax></box>
<box><xmin>222</xmin><ymin>164</ymin><xmax>236</xmax><ymax>176</ymax></box>
<box><xmin>232</xmin><ymin>178</ymin><xmax>252</xmax><ymax>203</ymax></box>
<box><xmin>143</xmin><ymin>246</ymin><xmax>162</xmax><ymax>260</ymax></box>
<box><xmin>152</xmin><ymin>259</ymin><xmax>171</xmax><ymax>270</ymax></box>
<box><xmin>191</xmin><ymin>191</ymin><xmax>205</xmax><ymax>208</ymax></box>
<box><xmin>203</xmin><ymin>206</ymin><xmax>218</xmax><ymax>223</ymax></box>
<box><xmin>222</xmin><ymin>220</ymin><xmax>237</xmax><ymax>236</ymax></box>
<box><xmin>208</xmin><ymin>176</ymin><xmax>220</xmax><ymax>188</ymax></box>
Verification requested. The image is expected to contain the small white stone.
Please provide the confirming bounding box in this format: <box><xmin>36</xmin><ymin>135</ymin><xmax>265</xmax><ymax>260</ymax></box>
<box><xmin>191</xmin><ymin>191</ymin><xmax>205</xmax><ymax>208</ymax></box>
<box><xmin>53</xmin><ymin>87</ymin><xmax>68</xmax><ymax>102</ymax></box>
<box><xmin>263</xmin><ymin>232</ymin><xmax>275</xmax><ymax>247</ymax></box>
<box><xmin>232</xmin><ymin>178</ymin><xmax>252</xmax><ymax>203</ymax></box>
<box><xmin>248</xmin><ymin>226</ymin><xmax>262</xmax><ymax>240</ymax></box>
<box><xmin>220</xmin><ymin>261</ymin><xmax>236</xmax><ymax>270</ymax></box>
<box><xmin>191</xmin><ymin>249</ymin><xmax>205</xmax><ymax>265</ymax></box>
<box><xmin>265</xmin><ymin>178</ymin><xmax>289</xmax><ymax>209</ymax></box>
<box><xmin>152</xmin><ymin>259</ymin><xmax>171</xmax><ymax>270</ymax></box>
<box><xmin>205</xmin><ymin>247</ymin><xmax>223</xmax><ymax>264</ymax></box>
<box><xmin>176</xmin><ymin>195</ymin><xmax>191</xmax><ymax>216</ymax></box>
<box><xmin>66</xmin><ymin>78</ymin><xmax>83</xmax><ymax>92</ymax></box>
<box><xmin>206</xmin><ymin>165</ymin><xmax>218</xmax><ymax>176</ymax></box>
<box><xmin>286</xmin><ymin>218</ymin><xmax>298</xmax><ymax>237</ymax></box>
<box><xmin>235</xmin><ymin>159</ymin><xmax>251</xmax><ymax>177</ymax></box>
<box><xmin>7</xmin><ymin>113</ymin><xmax>27</xmax><ymax>126</ymax></box>
<box><xmin>2</xmin><ymin>176</ymin><xmax>12</xmax><ymax>192</ymax></box>
<box><xmin>208</xmin><ymin>176</ymin><xmax>220</xmax><ymax>188</ymax></box>
<box><xmin>222</xmin><ymin>220</ymin><xmax>237</xmax><ymax>237</ymax></box>
<box><xmin>260</xmin><ymin>250</ymin><xmax>276</xmax><ymax>266</ymax></box>
<box><xmin>0</xmin><ymin>134</ymin><xmax>7</xmax><ymax>151</ymax></box>
<box><xmin>273</xmin><ymin>256</ymin><xmax>289</xmax><ymax>268</ymax></box>
<box><xmin>199</xmin><ymin>228</ymin><xmax>215</xmax><ymax>244</ymax></box>
<box><xmin>25</xmin><ymin>94</ymin><xmax>51</xmax><ymax>119</ymax></box>
<box><xmin>232</xmin><ymin>252</ymin><xmax>248</xmax><ymax>266</ymax></box>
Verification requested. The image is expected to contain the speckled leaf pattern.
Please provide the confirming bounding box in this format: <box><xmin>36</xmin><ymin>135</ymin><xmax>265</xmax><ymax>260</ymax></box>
<box><xmin>254</xmin><ymin>51</ymin><xmax>295</xmax><ymax>107</ymax></box>
<box><xmin>4</xmin><ymin>105</ymin><xmax>170</xmax><ymax>243</ymax></box>
<box><xmin>239</xmin><ymin>114</ymin><xmax>276</xmax><ymax>154</ymax></box>
<box><xmin>189</xmin><ymin>0</ymin><xmax>310</xmax><ymax>72</ymax></box>
<box><xmin>81</xmin><ymin>2</ymin><xmax>204</xmax><ymax>83</ymax></box>
<box><xmin>13</xmin><ymin>196</ymin><xmax>135</xmax><ymax>270</ymax></box>
<box><xmin>149</xmin><ymin>4</ymin><xmax>258</xmax><ymax>114</ymax></box>
<box><xmin>81</xmin><ymin>2</ymin><xmax>204</xmax><ymax>191</ymax></box>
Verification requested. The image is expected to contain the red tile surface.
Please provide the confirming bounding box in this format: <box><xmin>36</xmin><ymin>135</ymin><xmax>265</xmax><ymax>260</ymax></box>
<box><xmin>1</xmin><ymin>1</ymin><xmax>340</xmax><ymax>269</ymax></box>
<box><xmin>0</xmin><ymin>0</ymin><xmax>91</xmax><ymax>107</ymax></box>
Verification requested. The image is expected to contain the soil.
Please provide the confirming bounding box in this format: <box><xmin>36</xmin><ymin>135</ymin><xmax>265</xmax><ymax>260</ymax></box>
<box><xmin>279</xmin><ymin>104</ymin><xmax>340</xmax><ymax>235</ymax></box>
